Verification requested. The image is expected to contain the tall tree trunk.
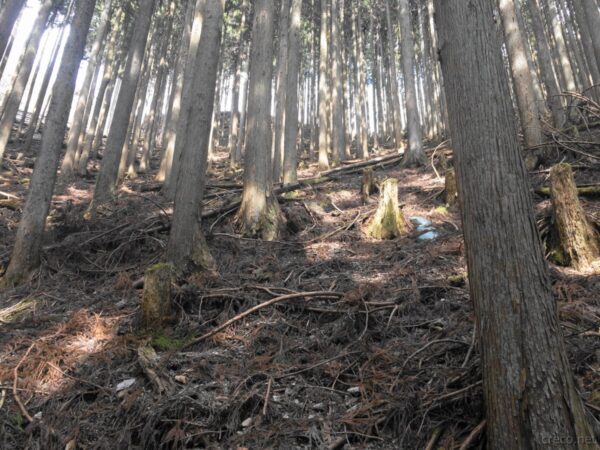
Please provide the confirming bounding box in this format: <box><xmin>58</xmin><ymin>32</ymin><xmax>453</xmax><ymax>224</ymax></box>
<box><xmin>0</xmin><ymin>0</ymin><xmax>26</xmax><ymax>78</ymax></box>
<box><xmin>273</xmin><ymin>0</ymin><xmax>290</xmax><ymax>182</ymax></box>
<box><xmin>331</xmin><ymin>0</ymin><xmax>345</xmax><ymax>165</ymax></box>
<box><xmin>61</xmin><ymin>0</ymin><xmax>113</xmax><ymax>178</ymax></box>
<box><xmin>433</xmin><ymin>0</ymin><xmax>597</xmax><ymax>447</ymax></box>
<box><xmin>236</xmin><ymin>0</ymin><xmax>281</xmax><ymax>240</ymax></box>
<box><xmin>282</xmin><ymin>0</ymin><xmax>302</xmax><ymax>185</ymax></box>
<box><xmin>227</xmin><ymin>0</ymin><xmax>248</xmax><ymax>169</ymax></box>
<box><xmin>526</xmin><ymin>0</ymin><xmax>566</xmax><ymax>128</ymax></box>
<box><xmin>383</xmin><ymin>0</ymin><xmax>404</xmax><ymax>152</ymax></box>
<box><xmin>398</xmin><ymin>0</ymin><xmax>425</xmax><ymax>166</ymax></box>
<box><xmin>2</xmin><ymin>0</ymin><xmax>96</xmax><ymax>286</ymax></box>
<box><xmin>166</xmin><ymin>0</ymin><xmax>224</xmax><ymax>274</ymax></box>
<box><xmin>582</xmin><ymin>0</ymin><xmax>600</xmax><ymax>79</ymax></box>
<box><xmin>90</xmin><ymin>0</ymin><xmax>155</xmax><ymax>209</ymax></box>
<box><xmin>498</xmin><ymin>0</ymin><xmax>542</xmax><ymax>169</ymax></box>
<box><xmin>353</xmin><ymin>1</ymin><xmax>368</xmax><ymax>160</ymax></box>
<box><xmin>317</xmin><ymin>0</ymin><xmax>331</xmax><ymax>171</ymax></box>
<box><xmin>0</xmin><ymin>0</ymin><xmax>54</xmax><ymax>160</ymax></box>
<box><xmin>163</xmin><ymin>0</ymin><xmax>205</xmax><ymax>200</ymax></box>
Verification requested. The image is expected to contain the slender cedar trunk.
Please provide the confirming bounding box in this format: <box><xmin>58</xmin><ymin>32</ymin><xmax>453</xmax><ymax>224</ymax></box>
<box><xmin>433</xmin><ymin>0</ymin><xmax>597</xmax><ymax>447</ymax></box>
<box><xmin>582</xmin><ymin>0</ymin><xmax>600</xmax><ymax>80</ymax></box>
<box><xmin>273</xmin><ymin>0</ymin><xmax>290</xmax><ymax>182</ymax></box>
<box><xmin>498</xmin><ymin>0</ymin><xmax>542</xmax><ymax>168</ymax></box>
<box><xmin>156</xmin><ymin>0</ymin><xmax>194</xmax><ymax>182</ymax></box>
<box><xmin>0</xmin><ymin>0</ymin><xmax>26</xmax><ymax>78</ymax></box>
<box><xmin>73</xmin><ymin>62</ymin><xmax>103</xmax><ymax>163</ymax></box>
<box><xmin>371</xmin><ymin>9</ymin><xmax>384</xmax><ymax>147</ymax></box>
<box><xmin>77</xmin><ymin>18</ymin><xmax>123</xmax><ymax>175</ymax></box>
<box><xmin>310</xmin><ymin>2</ymin><xmax>319</xmax><ymax>159</ymax></box>
<box><xmin>526</xmin><ymin>0</ymin><xmax>566</xmax><ymax>128</ymax></box>
<box><xmin>139</xmin><ymin>70</ymin><xmax>165</xmax><ymax>173</ymax></box>
<box><xmin>2</xmin><ymin>0</ymin><xmax>96</xmax><ymax>286</ymax></box>
<box><xmin>18</xmin><ymin>33</ymin><xmax>51</xmax><ymax>138</ymax></box>
<box><xmin>353</xmin><ymin>1</ymin><xmax>368</xmax><ymax>159</ymax></box>
<box><xmin>163</xmin><ymin>0</ymin><xmax>205</xmax><ymax>200</ymax></box>
<box><xmin>570</xmin><ymin>0</ymin><xmax>600</xmax><ymax>99</ymax></box>
<box><xmin>228</xmin><ymin>0</ymin><xmax>248</xmax><ymax>169</ymax></box>
<box><xmin>236</xmin><ymin>0</ymin><xmax>281</xmax><ymax>240</ymax></box>
<box><xmin>22</xmin><ymin>23</ymin><xmax>66</xmax><ymax>154</ymax></box>
<box><xmin>282</xmin><ymin>0</ymin><xmax>302</xmax><ymax>184</ymax></box>
<box><xmin>90</xmin><ymin>74</ymin><xmax>118</xmax><ymax>160</ymax></box>
<box><xmin>121</xmin><ymin>51</ymin><xmax>153</xmax><ymax>179</ymax></box>
<box><xmin>398</xmin><ymin>0</ymin><xmax>424</xmax><ymax>166</ymax></box>
<box><xmin>166</xmin><ymin>0</ymin><xmax>224</xmax><ymax>273</ymax></box>
<box><xmin>235</xmin><ymin>59</ymin><xmax>249</xmax><ymax>164</ymax></box>
<box><xmin>318</xmin><ymin>0</ymin><xmax>331</xmax><ymax>171</ymax></box>
<box><xmin>331</xmin><ymin>0</ymin><xmax>345</xmax><ymax>165</ymax></box>
<box><xmin>0</xmin><ymin>0</ymin><xmax>54</xmax><ymax>160</ymax></box>
<box><xmin>90</xmin><ymin>0</ymin><xmax>155</xmax><ymax>209</ymax></box>
<box><xmin>545</xmin><ymin>0</ymin><xmax>576</xmax><ymax>92</ymax></box>
<box><xmin>383</xmin><ymin>0</ymin><xmax>403</xmax><ymax>151</ymax></box>
<box><xmin>61</xmin><ymin>0</ymin><xmax>113</xmax><ymax>178</ymax></box>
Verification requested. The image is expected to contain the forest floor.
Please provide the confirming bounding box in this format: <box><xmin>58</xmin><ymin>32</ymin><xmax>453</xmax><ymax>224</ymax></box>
<box><xmin>1</xmin><ymin>137</ymin><xmax>600</xmax><ymax>449</ymax></box>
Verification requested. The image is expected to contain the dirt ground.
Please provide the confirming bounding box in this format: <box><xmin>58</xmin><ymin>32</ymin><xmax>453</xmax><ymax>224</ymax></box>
<box><xmin>1</xmin><ymin>137</ymin><xmax>600</xmax><ymax>449</ymax></box>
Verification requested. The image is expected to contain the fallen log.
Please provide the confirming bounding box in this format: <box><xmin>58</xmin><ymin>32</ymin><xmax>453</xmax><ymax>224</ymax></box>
<box><xmin>535</xmin><ymin>184</ymin><xmax>600</xmax><ymax>198</ymax></box>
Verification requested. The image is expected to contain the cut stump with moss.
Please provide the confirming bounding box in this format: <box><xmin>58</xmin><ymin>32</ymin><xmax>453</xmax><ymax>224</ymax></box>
<box><xmin>550</xmin><ymin>163</ymin><xmax>600</xmax><ymax>271</ymax></box>
<box><xmin>366</xmin><ymin>178</ymin><xmax>409</xmax><ymax>239</ymax></box>
<box><xmin>141</xmin><ymin>263</ymin><xmax>174</xmax><ymax>329</ymax></box>
<box><xmin>445</xmin><ymin>168</ymin><xmax>458</xmax><ymax>207</ymax></box>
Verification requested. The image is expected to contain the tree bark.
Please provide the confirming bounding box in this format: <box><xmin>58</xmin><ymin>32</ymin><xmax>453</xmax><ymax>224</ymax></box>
<box><xmin>272</xmin><ymin>0</ymin><xmax>290</xmax><ymax>182</ymax></box>
<box><xmin>398</xmin><ymin>0</ymin><xmax>425</xmax><ymax>167</ymax></box>
<box><xmin>236</xmin><ymin>0</ymin><xmax>281</xmax><ymax>240</ymax></box>
<box><xmin>317</xmin><ymin>0</ymin><xmax>331</xmax><ymax>171</ymax></box>
<box><xmin>282</xmin><ymin>0</ymin><xmax>302</xmax><ymax>185</ymax></box>
<box><xmin>331</xmin><ymin>0</ymin><xmax>345</xmax><ymax>165</ymax></box>
<box><xmin>434</xmin><ymin>0</ymin><xmax>596</xmax><ymax>447</ymax></box>
<box><xmin>166</xmin><ymin>0</ymin><xmax>224</xmax><ymax>274</ymax></box>
<box><xmin>61</xmin><ymin>0</ymin><xmax>113</xmax><ymax>178</ymax></box>
<box><xmin>0</xmin><ymin>0</ymin><xmax>26</xmax><ymax>78</ymax></box>
<box><xmin>498</xmin><ymin>0</ymin><xmax>542</xmax><ymax>169</ymax></box>
<box><xmin>90</xmin><ymin>0</ymin><xmax>155</xmax><ymax>209</ymax></box>
<box><xmin>2</xmin><ymin>0</ymin><xmax>96</xmax><ymax>285</ymax></box>
<box><xmin>0</xmin><ymin>0</ymin><xmax>54</xmax><ymax>160</ymax></box>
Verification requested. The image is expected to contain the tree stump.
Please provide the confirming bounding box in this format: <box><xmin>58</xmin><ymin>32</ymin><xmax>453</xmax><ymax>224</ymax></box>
<box><xmin>445</xmin><ymin>168</ymin><xmax>458</xmax><ymax>207</ymax></box>
<box><xmin>360</xmin><ymin>167</ymin><xmax>377</xmax><ymax>203</ymax></box>
<box><xmin>550</xmin><ymin>163</ymin><xmax>599</xmax><ymax>270</ymax></box>
<box><xmin>141</xmin><ymin>263</ymin><xmax>174</xmax><ymax>329</ymax></box>
<box><xmin>366</xmin><ymin>178</ymin><xmax>408</xmax><ymax>239</ymax></box>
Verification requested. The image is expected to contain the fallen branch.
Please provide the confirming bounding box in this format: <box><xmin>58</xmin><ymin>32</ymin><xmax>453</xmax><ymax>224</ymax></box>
<box><xmin>458</xmin><ymin>420</ymin><xmax>486</xmax><ymax>450</ymax></box>
<box><xmin>185</xmin><ymin>291</ymin><xmax>343</xmax><ymax>346</ymax></box>
<box><xmin>535</xmin><ymin>183</ymin><xmax>600</xmax><ymax>198</ymax></box>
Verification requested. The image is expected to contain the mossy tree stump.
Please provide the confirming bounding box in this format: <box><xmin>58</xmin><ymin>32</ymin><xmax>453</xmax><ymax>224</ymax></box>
<box><xmin>550</xmin><ymin>163</ymin><xmax>600</xmax><ymax>270</ymax></box>
<box><xmin>366</xmin><ymin>178</ymin><xmax>409</xmax><ymax>239</ymax></box>
<box><xmin>445</xmin><ymin>168</ymin><xmax>458</xmax><ymax>207</ymax></box>
<box><xmin>361</xmin><ymin>168</ymin><xmax>377</xmax><ymax>203</ymax></box>
<box><xmin>141</xmin><ymin>263</ymin><xmax>174</xmax><ymax>329</ymax></box>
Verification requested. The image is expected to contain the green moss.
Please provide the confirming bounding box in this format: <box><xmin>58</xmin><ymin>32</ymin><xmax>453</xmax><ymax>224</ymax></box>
<box><xmin>150</xmin><ymin>330</ymin><xmax>189</xmax><ymax>352</ymax></box>
<box><xmin>549</xmin><ymin>248</ymin><xmax>567</xmax><ymax>266</ymax></box>
<box><xmin>435</xmin><ymin>206</ymin><xmax>449</xmax><ymax>214</ymax></box>
<box><xmin>448</xmin><ymin>274</ymin><xmax>466</xmax><ymax>287</ymax></box>
<box><xmin>146</xmin><ymin>262</ymin><xmax>173</xmax><ymax>274</ymax></box>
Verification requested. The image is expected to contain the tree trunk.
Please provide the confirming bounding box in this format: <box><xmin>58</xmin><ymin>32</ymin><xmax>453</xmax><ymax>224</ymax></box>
<box><xmin>582</xmin><ymin>0</ymin><xmax>600</xmax><ymax>79</ymax></box>
<box><xmin>366</xmin><ymin>178</ymin><xmax>408</xmax><ymax>239</ymax></box>
<box><xmin>317</xmin><ymin>0</ymin><xmax>331</xmax><ymax>171</ymax></box>
<box><xmin>2</xmin><ymin>0</ymin><xmax>96</xmax><ymax>286</ymax></box>
<box><xmin>526</xmin><ymin>0</ymin><xmax>566</xmax><ymax>128</ymax></box>
<box><xmin>0</xmin><ymin>0</ymin><xmax>54</xmax><ymax>160</ymax></box>
<box><xmin>166</xmin><ymin>0</ymin><xmax>223</xmax><ymax>274</ymax></box>
<box><xmin>282</xmin><ymin>0</ymin><xmax>302</xmax><ymax>185</ymax></box>
<box><xmin>163</xmin><ymin>0</ymin><xmax>205</xmax><ymax>200</ymax></box>
<box><xmin>398</xmin><ymin>0</ymin><xmax>425</xmax><ymax>167</ymax></box>
<box><xmin>498</xmin><ymin>0</ymin><xmax>542</xmax><ymax>169</ymax></box>
<box><xmin>236</xmin><ymin>0</ymin><xmax>281</xmax><ymax>240</ymax></box>
<box><xmin>0</xmin><ymin>0</ymin><xmax>26</xmax><ymax>78</ymax></box>
<box><xmin>61</xmin><ymin>0</ymin><xmax>112</xmax><ymax>178</ymax></box>
<box><xmin>433</xmin><ymin>0</ymin><xmax>596</xmax><ymax>447</ymax></box>
<box><xmin>383</xmin><ymin>0</ymin><xmax>404</xmax><ymax>152</ymax></box>
<box><xmin>331</xmin><ymin>0</ymin><xmax>345</xmax><ymax>165</ymax></box>
<box><xmin>273</xmin><ymin>0</ymin><xmax>290</xmax><ymax>182</ymax></box>
<box><xmin>90</xmin><ymin>0</ymin><xmax>155</xmax><ymax>209</ymax></box>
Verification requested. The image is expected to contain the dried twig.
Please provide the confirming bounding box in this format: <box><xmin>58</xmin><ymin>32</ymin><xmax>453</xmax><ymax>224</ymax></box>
<box><xmin>186</xmin><ymin>291</ymin><xmax>343</xmax><ymax>346</ymax></box>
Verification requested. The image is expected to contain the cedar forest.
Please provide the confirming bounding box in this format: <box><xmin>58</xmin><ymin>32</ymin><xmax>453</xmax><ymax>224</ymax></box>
<box><xmin>1</xmin><ymin>0</ymin><xmax>600</xmax><ymax>448</ymax></box>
